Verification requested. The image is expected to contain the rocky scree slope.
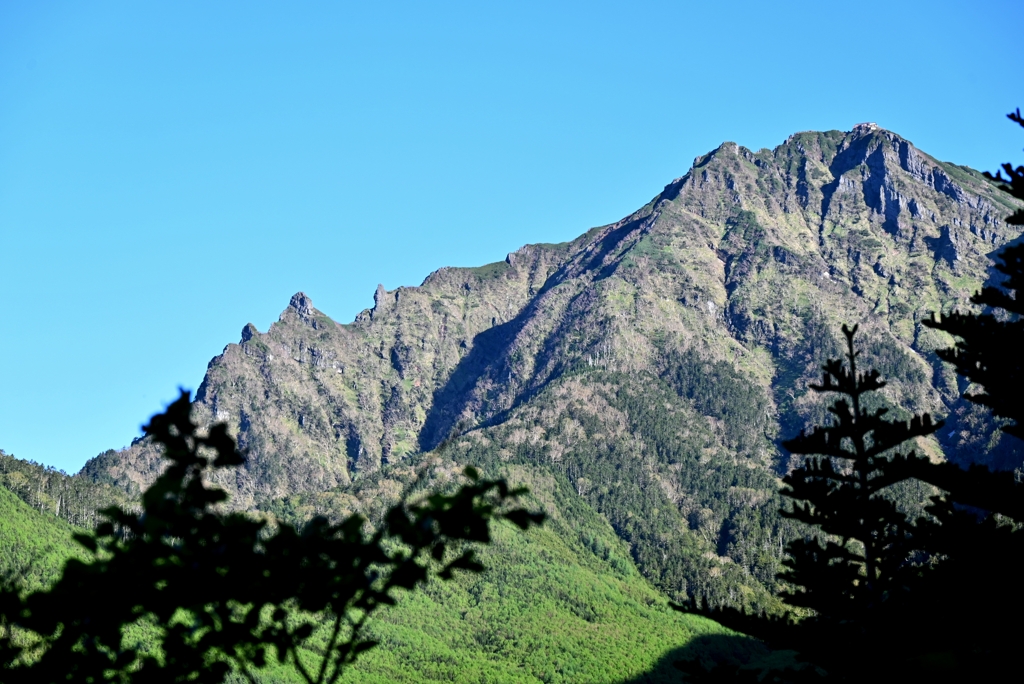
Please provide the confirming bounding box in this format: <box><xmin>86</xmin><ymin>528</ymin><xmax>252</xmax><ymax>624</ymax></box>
<box><xmin>82</xmin><ymin>125</ymin><xmax>1023</xmax><ymax>608</ymax></box>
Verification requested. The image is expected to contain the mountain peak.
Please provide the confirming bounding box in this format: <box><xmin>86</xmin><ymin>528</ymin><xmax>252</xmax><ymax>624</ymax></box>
<box><xmin>240</xmin><ymin>323</ymin><xmax>259</xmax><ymax>343</ymax></box>
<box><xmin>289</xmin><ymin>292</ymin><xmax>315</xmax><ymax>317</ymax></box>
<box><xmin>852</xmin><ymin>121</ymin><xmax>880</xmax><ymax>135</ymax></box>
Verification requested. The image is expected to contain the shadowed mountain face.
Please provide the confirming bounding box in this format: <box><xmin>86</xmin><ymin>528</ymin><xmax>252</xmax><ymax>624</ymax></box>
<box><xmin>81</xmin><ymin>125</ymin><xmax>1022</xmax><ymax>608</ymax></box>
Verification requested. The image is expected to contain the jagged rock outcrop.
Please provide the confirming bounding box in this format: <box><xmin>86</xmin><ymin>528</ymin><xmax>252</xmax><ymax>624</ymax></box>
<box><xmin>240</xmin><ymin>323</ymin><xmax>258</xmax><ymax>343</ymax></box>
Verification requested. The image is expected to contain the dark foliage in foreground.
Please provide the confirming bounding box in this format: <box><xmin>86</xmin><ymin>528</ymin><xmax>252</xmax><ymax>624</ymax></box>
<box><xmin>0</xmin><ymin>391</ymin><xmax>543</xmax><ymax>683</ymax></box>
<box><xmin>677</xmin><ymin>328</ymin><xmax>1024</xmax><ymax>681</ymax></box>
<box><xmin>923</xmin><ymin>108</ymin><xmax>1024</xmax><ymax>441</ymax></box>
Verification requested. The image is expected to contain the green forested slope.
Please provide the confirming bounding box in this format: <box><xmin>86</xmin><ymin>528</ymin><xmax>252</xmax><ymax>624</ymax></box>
<box><xmin>452</xmin><ymin>372</ymin><xmax>790</xmax><ymax>611</ymax></box>
<box><xmin>0</xmin><ymin>449</ymin><xmax>131</xmax><ymax>528</ymax></box>
<box><xmin>1</xmin><ymin>446</ymin><xmax>734</xmax><ymax>683</ymax></box>
<box><xmin>0</xmin><ymin>483</ymin><xmax>81</xmax><ymax>592</ymax></box>
<box><xmin>338</xmin><ymin>525</ymin><xmax>721</xmax><ymax>683</ymax></box>
<box><xmin>253</xmin><ymin>465</ymin><xmax>732</xmax><ymax>683</ymax></box>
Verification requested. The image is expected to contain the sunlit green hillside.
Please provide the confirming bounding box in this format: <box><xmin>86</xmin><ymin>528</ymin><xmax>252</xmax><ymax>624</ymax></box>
<box><xmin>0</xmin><ymin>484</ymin><xmax>82</xmax><ymax>593</ymax></box>
<box><xmin>1</xmin><ymin>456</ymin><xmax>732</xmax><ymax>683</ymax></box>
<box><xmin>250</xmin><ymin>466</ymin><xmax>731</xmax><ymax>683</ymax></box>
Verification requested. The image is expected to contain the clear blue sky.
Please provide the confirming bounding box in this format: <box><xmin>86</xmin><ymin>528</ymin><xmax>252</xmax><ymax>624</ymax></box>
<box><xmin>1</xmin><ymin>1</ymin><xmax>1021</xmax><ymax>472</ymax></box>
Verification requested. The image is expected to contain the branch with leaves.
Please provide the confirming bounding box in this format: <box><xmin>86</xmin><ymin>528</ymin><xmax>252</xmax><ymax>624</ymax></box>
<box><xmin>0</xmin><ymin>391</ymin><xmax>544</xmax><ymax>683</ymax></box>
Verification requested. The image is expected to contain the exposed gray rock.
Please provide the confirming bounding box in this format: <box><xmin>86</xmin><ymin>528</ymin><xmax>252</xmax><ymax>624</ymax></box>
<box><xmin>371</xmin><ymin>284</ymin><xmax>390</xmax><ymax>320</ymax></box>
<box><xmin>927</xmin><ymin>225</ymin><xmax>963</xmax><ymax>266</ymax></box>
<box><xmin>289</xmin><ymin>292</ymin><xmax>315</xmax><ymax>317</ymax></box>
<box><xmin>240</xmin><ymin>323</ymin><xmax>258</xmax><ymax>343</ymax></box>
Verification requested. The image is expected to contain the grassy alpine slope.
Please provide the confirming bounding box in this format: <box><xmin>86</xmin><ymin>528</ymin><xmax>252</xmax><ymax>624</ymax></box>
<box><xmin>81</xmin><ymin>125</ymin><xmax>1024</xmax><ymax>612</ymax></box>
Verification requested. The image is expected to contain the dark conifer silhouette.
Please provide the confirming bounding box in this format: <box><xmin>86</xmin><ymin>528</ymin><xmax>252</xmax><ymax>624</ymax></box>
<box><xmin>675</xmin><ymin>326</ymin><xmax>943</xmax><ymax>681</ymax></box>
<box><xmin>922</xmin><ymin>108</ymin><xmax>1024</xmax><ymax>441</ymax></box>
<box><xmin>0</xmin><ymin>391</ymin><xmax>543</xmax><ymax>683</ymax></box>
<box><xmin>676</xmin><ymin>109</ymin><xmax>1024</xmax><ymax>682</ymax></box>
<box><xmin>779</xmin><ymin>324</ymin><xmax>939</xmax><ymax>619</ymax></box>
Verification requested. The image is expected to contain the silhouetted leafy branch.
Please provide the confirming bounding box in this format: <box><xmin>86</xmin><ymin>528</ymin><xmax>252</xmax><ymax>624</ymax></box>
<box><xmin>983</xmin><ymin>107</ymin><xmax>1024</xmax><ymax>226</ymax></box>
<box><xmin>0</xmin><ymin>390</ymin><xmax>544</xmax><ymax>683</ymax></box>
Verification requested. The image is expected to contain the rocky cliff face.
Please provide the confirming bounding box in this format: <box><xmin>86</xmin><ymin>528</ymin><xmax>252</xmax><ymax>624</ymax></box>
<box><xmin>82</xmin><ymin>125</ymin><xmax>1022</xmax><ymax>606</ymax></box>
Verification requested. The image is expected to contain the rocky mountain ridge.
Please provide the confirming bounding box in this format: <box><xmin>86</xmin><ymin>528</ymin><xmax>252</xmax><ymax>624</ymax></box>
<box><xmin>82</xmin><ymin>124</ymin><xmax>1023</xmax><ymax>607</ymax></box>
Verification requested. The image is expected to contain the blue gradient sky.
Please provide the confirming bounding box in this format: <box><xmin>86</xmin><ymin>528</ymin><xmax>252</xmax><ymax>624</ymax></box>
<box><xmin>1</xmin><ymin>1</ymin><xmax>1021</xmax><ymax>472</ymax></box>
